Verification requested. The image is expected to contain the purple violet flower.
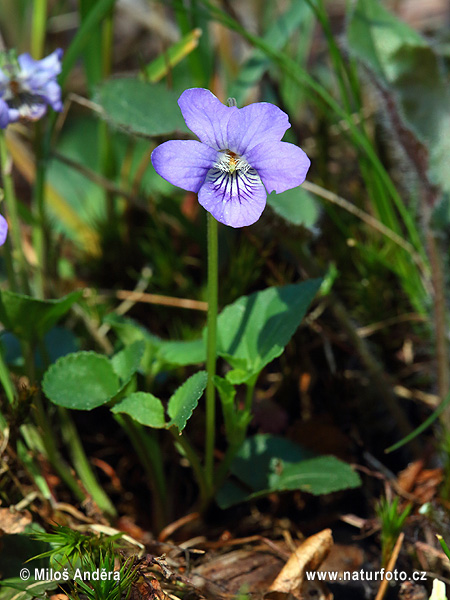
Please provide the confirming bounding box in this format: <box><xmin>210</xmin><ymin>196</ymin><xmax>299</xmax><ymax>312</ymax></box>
<box><xmin>0</xmin><ymin>49</ymin><xmax>63</xmax><ymax>128</ymax></box>
<box><xmin>0</xmin><ymin>214</ymin><xmax>7</xmax><ymax>246</ymax></box>
<box><xmin>151</xmin><ymin>88</ymin><xmax>311</xmax><ymax>228</ymax></box>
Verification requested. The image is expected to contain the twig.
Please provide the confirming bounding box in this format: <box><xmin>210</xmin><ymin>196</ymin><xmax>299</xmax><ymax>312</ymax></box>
<box><xmin>375</xmin><ymin>532</ymin><xmax>404</xmax><ymax>600</ymax></box>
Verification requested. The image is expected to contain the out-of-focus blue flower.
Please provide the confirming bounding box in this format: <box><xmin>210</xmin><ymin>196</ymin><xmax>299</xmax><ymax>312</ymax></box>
<box><xmin>151</xmin><ymin>88</ymin><xmax>310</xmax><ymax>228</ymax></box>
<box><xmin>0</xmin><ymin>49</ymin><xmax>63</xmax><ymax>128</ymax></box>
<box><xmin>0</xmin><ymin>214</ymin><xmax>8</xmax><ymax>246</ymax></box>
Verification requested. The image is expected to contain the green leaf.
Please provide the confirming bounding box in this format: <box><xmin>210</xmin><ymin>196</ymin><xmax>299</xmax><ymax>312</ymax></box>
<box><xmin>267</xmin><ymin>187</ymin><xmax>320</xmax><ymax>229</ymax></box>
<box><xmin>0</xmin><ymin>290</ymin><xmax>82</xmax><ymax>342</ymax></box>
<box><xmin>268</xmin><ymin>456</ymin><xmax>361</xmax><ymax>495</ymax></box>
<box><xmin>230</xmin><ymin>434</ymin><xmax>313</xmax><ymax>491</ymax></box>
<box><xmin>43</xmin><ymin>352</ymin><xmax>120</xmax><ymax>410</ymax></box>
<box><xmin>111</xmin><ymin>392</ymin><xmax>166</xmax><ymax>428</ymax></box>
<box><xmin>157</xmin><ymin>338</ymin><xmax>206</xmax><ymax>366</ymax></box>
<box><xmin>217</xmin><ymin>434</ymin><xmax>361</xmax><ymax>508</ymax></box>
<box><xmin>95</xmin><ymin>79</ymin><xmax>189</xmax><ymax>137</ymax></box>
<box><xmin>110</xmin><ymin>340</ymin><xmax>145</xmax><ymax>387</ymax></box>
<box><xmin>347</xmin><ymin>0</ymin><xmax>450</xmax><ymax>193</ymax></box>
<box><xmin>216</xmin><ymin>279</ymin><xmax>321</xmax><ymax>375</ymax></box>
<box><xmin>167</xmin><ymin>371</ymin><xmax>207</xmax><ymax>432</ymax></box>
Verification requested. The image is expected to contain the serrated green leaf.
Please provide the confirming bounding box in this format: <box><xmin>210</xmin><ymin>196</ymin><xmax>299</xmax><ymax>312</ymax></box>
<box><xmin>267</xmin><ymin>187</ymin><xmax>320</xmax><ymax>229</ymax></box>
<box><xmin>216</xmin><ymin>279</ymin><xmax>321</xmax><ymax>375</ymax></box>
<box><xmin>167</xmin><ymin>371</ymin><xmax>207</xmax><ymax>432</ymax></box>
<box><xmin>110</xmin><ymin>340</ymin><xmax>145</xmax><ymax>387</ymax></box>
<box><xmin>111</xmin><ymin>392</ymin><xmax>166</xmax><ymax>428</ymax></box>
<box><xmin>43</xmin><ymin>352</ymin><xmax>120</xmax><ymax>410</ymax></box>
<box><xmin>95</xmin><ymin>79</ymin><xmax>189</xmax><ymax>137</ymax></box>
<box><xmin>0</xmin><ymin>290</ymin><xmax>82</xmax><ymax>342</ymax></box>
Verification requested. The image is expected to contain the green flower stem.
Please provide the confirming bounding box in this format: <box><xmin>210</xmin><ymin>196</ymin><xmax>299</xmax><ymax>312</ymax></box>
<box><xmin>33</xmin><ymin>128</ymin><xmax>46</xmax><ymax>299</ymax></box>
<box><xmin>0</xmin><ymin>132</ymin><xmax>29</xmax><ymax>294</ymax></box>
<box><xmin>31</xmin><ymin>0</ymin><xmax>48</xmax><ymax>59</ymax></box>
<box><xmin>58</xmin><ymin>406</ymin><xmax>117</xmax><ymax>518</ymax></box>
<box><xmin>114</xmin><ymin>414</ymin><xmax>167</xmax><ymax>530</ymax></box>
<box><xmin>243</xmin><ymin>375</ymin><xmax>257</xmax><ymax>414</ymax></box>
<box><xmin>205</xmin><ymin>213</ymin><xmax>218</xmax><ymax>493</ymax></box>
<box><xmin>171</xmin><ymin>429</ymin><xmax>208</xmax><ymax>506</ymax></box>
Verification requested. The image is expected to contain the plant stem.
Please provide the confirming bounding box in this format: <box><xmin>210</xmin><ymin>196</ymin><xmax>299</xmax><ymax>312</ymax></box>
<box><xmin>58</xmin><ymin>406</ymin><xmax>117</xmax><ymax>518</ymax></box>
<box><xmin>171</xmin><ymin>430</ymin><xmax>208</xmax><ymax>507</ymax></box>
<box><xmin>33</xmin><ymin>122</ymin><xmax>47</xmax><ymax>298</ymax></box>
<box><xmin>244</xmin><ymin>376</ymin><xmax>257</xmax><ymax>414</ymax></box>
<box><xmin>0</xmin><ymin>132</ymin><xmax>29</xmax><ymax>293</ymax></box>
<box><xmin>114</xmin><ymin>414</ymin><xmax>167</xmax><ymax>530</ymax></box>
<box><xmin>426</xmin><ymin>227</ymin><xmax>450</xmax><ymax>426</ymax></box>
<box><xmin>31</xmin><ymin>0</ymin><xmax>48</xmax><ymax>59</ymax></box>
<box><xmin>205</xmin><ymin>213</ymin><xmax>218</xmax><ymax>493</ymax></box>
<box><xmin>214</xmin><ymin>375</ymin><xmax>258</xmax><ymax>493</ymax></box>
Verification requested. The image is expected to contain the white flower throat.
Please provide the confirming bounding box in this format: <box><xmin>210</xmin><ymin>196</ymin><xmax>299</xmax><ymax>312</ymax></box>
<box><xmin>207</xmin><ymin>149</ymin><xmax>262</xmax><ymax>205</ymax></box>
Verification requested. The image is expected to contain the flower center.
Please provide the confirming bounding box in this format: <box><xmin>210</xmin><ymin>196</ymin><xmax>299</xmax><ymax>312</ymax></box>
<box><xmin>215</xmin><ymin>149</ymin><xmax>251</xmax><ymax>175</ymax></box>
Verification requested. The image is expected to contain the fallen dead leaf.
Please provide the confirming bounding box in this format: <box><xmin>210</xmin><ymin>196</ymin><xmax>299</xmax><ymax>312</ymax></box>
<box><xmin>0</xmin><ymin>508</ymin><xmax>32</xmax><ymax>534</ymax></box>
<box><xmin>266</xmin><ymin>529</ymin><xmax>333</xmax><ymax>600</ymax></box>
<box><xmin>190</xmin><ymin>544</ymin><xmax>285</xmax><ymax>598</ymax></box>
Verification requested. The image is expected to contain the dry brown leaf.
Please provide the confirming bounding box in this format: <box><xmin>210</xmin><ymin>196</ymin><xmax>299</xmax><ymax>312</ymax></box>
<box><xmin>191</xmin><ymin>546</ymin><xmax>285</xmax><ymax>598</ymax></box>
<box><xmin>397</xmin><ymin>460</ymin><xmax>425</xmax><ymax>494</ymax></box>
<box><xmin>0</xmin><ymin>508</ymin><xmax>32</xmax><ymax>534</ymax></box>
<box><xmin>266</xmin><ymin>529</ymin><xmax>333</xmax><ymax>600</ymax></box>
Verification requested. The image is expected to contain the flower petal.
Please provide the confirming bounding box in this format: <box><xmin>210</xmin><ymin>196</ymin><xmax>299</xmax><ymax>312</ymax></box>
<box><xmin>198</xmin><ymin>167</ymin><xmax>267</xmax><ymax>227</ymax></box>
<box><xmin>0</xmin><ymin>213</ymin><xmax>8</xmax><ymax>246</ymax></box>
<box><xmin>18</xmin><ymin>49</ymin><xmax>62</xmax><ymax>80</ymax></box>
<box><xmin>246</xmin><ymin>141</ymin><xmax>310</xmax><ymax>194</ymax></box>
<box><xmin>151</xmin><ymin>140</ymin><xmax>216</xmax><ymax>193</ymax></box>
<box><xmin>42</xmin><ymin>80</ymin><xmax>63</xmax><ymax>111</ymax></box>
<box><xmin>0</xmin><ymin>99</ymin><xmax>9</xmax><ymax>128</ymax></box>
<box><xmin>227</xmin><ymin>103</ymin><xmax>290</xmax><ymax>155</ymax></box>
<box><xmin>178</xmin><ymin>88</ymin><xmax>236</xmax><ymax>151</ymax></box>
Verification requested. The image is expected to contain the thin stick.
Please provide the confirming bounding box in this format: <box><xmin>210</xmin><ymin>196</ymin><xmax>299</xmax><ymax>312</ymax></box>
<box><xmin>374</xmin><ymin>532</ymin><xmax>404</xmax><ymax>600</ymax></box>
<box><xmin>114</xmin><ymin>290</ymin><xmax>208</xmax><ymax>311</ymax></box>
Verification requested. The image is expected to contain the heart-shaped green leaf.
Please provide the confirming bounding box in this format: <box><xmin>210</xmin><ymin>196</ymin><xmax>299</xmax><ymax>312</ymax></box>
<box><xmin>43</xmin><ymin>352</ymin><xmax>120</xmax><ymax>410</ymax></box>
<box><xmin>95</xmin><ymin>79</ymin><xmax>189</xmax><ymax>137</ymax></box>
